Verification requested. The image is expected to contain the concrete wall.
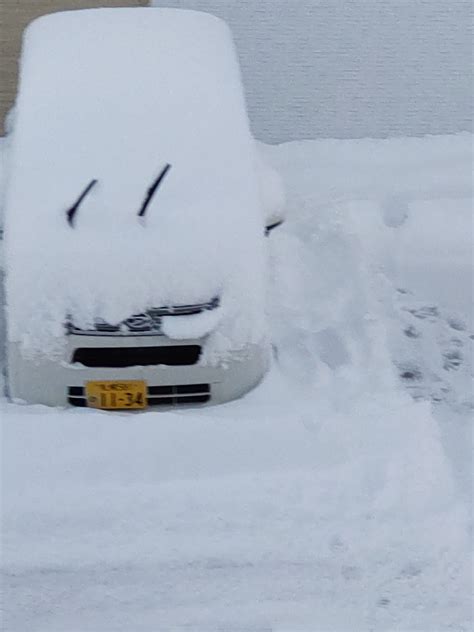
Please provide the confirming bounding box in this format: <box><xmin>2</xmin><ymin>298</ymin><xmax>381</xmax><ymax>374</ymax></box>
<box><xmin>152</xmin><ymin>0</ymin><xmax>473</xmax><ymax>142</ymax></box>
<box><xmin>0</xmin><ymin>0</ymin><xmax>147</xmax><ymax>134</ymax></box>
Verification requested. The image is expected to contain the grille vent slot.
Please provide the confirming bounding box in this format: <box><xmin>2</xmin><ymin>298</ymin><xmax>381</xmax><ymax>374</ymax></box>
<box><xmin>72</xmin><ymin>345</ymin><xmax>201</xmax><ymax>368</ymax></box>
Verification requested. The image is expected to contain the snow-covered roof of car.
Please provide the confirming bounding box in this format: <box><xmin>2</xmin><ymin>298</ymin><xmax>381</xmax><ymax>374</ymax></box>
<box><xmin>5</xmin><ymin>8</ymin><xmax>265</xmax><ymax>357</ymax></box>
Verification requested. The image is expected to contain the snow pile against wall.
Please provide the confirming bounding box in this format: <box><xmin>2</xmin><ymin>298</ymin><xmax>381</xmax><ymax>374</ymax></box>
<box><xmin>151</xmin><ymin>0</ymin><xmax>473</xmax><ymax>142</ymax></box>
<box><xmin>4</xmin><ymin>9</ymin><xmax>265</xmax><ymax>359</ymax></box>
<box><xmin>263</xmin><ymin>132</ymin><xmax>473</xmax><ymax>412</ymax></box>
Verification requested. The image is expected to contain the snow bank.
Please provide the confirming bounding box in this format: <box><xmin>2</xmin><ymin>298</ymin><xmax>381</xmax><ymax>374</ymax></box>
<box><xmin>264</xmin><ymin>133</ymin><xmax>473</xmax><ymax>412</ymax></box>
<box><xmin>262</xmin><ymin>133</ymin><xmax>472</xmax><ymax>316</ymax></box>
<box><xmin>4</xmin><ymin>8</ymin><xmax>265</xmax><ymax>357</ymax></box>
<box><xmin>261</xmin><ymin>132</ymin><xmax>472</xmax><ymax>207</ymax></box>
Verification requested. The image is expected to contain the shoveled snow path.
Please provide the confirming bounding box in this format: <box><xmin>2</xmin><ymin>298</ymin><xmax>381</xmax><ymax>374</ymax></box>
<box><xmin>2</xmin><ymin>383</ymin><xmax>470</xmax><ymax>631</ymax></box>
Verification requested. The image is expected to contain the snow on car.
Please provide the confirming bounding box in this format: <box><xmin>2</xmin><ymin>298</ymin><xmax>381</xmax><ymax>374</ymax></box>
<box><xmin>4</xmin><ymin>8</ymin><xmax>285</xmax><ymax>409</ymax></box>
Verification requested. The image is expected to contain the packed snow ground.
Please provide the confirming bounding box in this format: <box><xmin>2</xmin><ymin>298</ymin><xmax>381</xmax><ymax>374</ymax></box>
<box><xmin>1</xmin><ymin>134</ymin><xmax>472</xmax><ymax>631</ymax></box>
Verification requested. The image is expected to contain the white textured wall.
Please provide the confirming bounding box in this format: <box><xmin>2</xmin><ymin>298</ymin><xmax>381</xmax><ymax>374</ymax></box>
<box><xmin>151</xmin><ymin>0</ymin><xmax>472</xmax><ymax>143</ymax></box>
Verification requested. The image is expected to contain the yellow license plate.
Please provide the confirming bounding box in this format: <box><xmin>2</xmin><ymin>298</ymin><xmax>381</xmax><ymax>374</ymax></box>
<box><xmin>85</xmin><ymin>380</ymin><xmax>147</xmax><ymax>410</ymax></box>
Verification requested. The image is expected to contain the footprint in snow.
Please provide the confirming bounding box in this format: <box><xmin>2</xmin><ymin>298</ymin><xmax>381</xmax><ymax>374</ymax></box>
<box><xmin>393</xmin><ymin>292</ymin><xmax>472</xmax><ymax>409</ymax></box>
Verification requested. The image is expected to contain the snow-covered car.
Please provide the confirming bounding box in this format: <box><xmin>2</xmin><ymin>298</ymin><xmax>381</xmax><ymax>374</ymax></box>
<box><xmin>3</xmin><ymin>8</ymin><xmax>284</xmax><ymax>409</ymax></box>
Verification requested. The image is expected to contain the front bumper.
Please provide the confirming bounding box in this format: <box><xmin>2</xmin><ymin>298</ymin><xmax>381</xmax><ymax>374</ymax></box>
<box><xmin>7</xmin><ymin>334</ymin><xmax>269</xmax><ymax>408</ymax></box>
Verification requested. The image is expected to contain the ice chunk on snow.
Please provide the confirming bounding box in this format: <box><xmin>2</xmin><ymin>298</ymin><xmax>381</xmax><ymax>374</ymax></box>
<box><xmin>5</xmin><ymin>8</ymin><xmax>265</xmax><ymax>357</ymax></box>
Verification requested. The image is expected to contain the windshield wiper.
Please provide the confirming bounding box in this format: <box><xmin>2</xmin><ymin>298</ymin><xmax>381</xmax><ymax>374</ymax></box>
<box><xmin>66</xmin><ymin>179</ymin><xmax>98</xmax><ymax>227</ymax></box>
<box><xmin>138</xmin><ymin>163</ymin><xmax>172</xmax><ymax>219</ymax></box>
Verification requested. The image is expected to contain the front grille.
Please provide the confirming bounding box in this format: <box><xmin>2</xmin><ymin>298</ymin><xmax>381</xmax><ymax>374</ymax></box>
<box><xmin>67</xmin><ymin>297</ymin><xmax>220</xmax><ymax>336</ymax></box>
<box><xmin>68</xmin><ymin>384</ymin><xmax>210</xmax><ymax>407</ymax></box>
<box><xmin>72</xmin><ymin>345</ymin><xmax>201</xmax><ymax>368</ymax></box>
